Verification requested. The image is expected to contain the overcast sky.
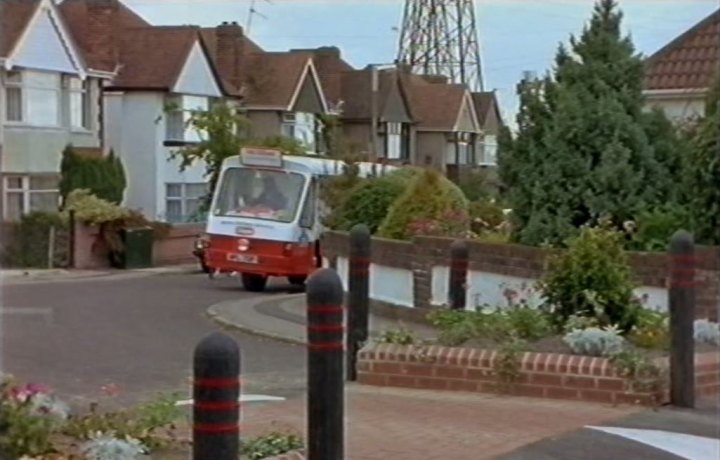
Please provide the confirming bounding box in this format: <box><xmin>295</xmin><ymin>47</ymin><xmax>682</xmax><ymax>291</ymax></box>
<box><xmin>122</xmin><ymin>0</ymin><xmax>718</xmax><ymax>124</ymax></box>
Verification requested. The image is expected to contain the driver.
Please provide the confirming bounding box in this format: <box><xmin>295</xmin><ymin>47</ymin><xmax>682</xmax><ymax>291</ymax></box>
<box><xmin>252</xmin><ymin>175</ymin><xmax>287</xmax><ymax>211</ymax></box>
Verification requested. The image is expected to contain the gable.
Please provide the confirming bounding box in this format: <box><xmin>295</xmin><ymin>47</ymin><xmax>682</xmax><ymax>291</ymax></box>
<box><xmin>172</xmin><ymin>40</ymin><xmax>222</xmax><ymax>97</ymax></box>
<box><xmin>381</xmin><ymin>76</ymin><xmax>412</xmax><ymax>123</ymax></box>
<box><xmin>455</xmin><ymin>94</ymin><xmax>479</xmax><ymax>133</ymax></box>
<box><xmin>8</xmin><ymin>0</ymin><xmax>83</xmax><ymax>75</ymax></box>
<box><xmin>291</xmin><ymin>63</ymin><xmax>325</xmax><ymax>114</ymax></box>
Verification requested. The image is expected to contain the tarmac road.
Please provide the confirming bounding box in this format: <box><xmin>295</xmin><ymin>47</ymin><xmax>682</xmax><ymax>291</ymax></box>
<box><xmin>0</xmin><ymin>271</ymin><xmax>306</xmax><ymax>408</ymax></box>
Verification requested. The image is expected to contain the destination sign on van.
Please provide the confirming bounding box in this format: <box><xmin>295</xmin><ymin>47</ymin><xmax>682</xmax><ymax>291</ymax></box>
<box><xmin>240</xmin><ymin>147</ymin><xmax>283</xmax><ymax>168</ymax></box>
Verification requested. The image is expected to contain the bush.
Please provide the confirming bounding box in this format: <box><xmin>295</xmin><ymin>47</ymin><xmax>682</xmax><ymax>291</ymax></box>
<box><xmin>60</xmin><ymin>146</ymin><xmax>127</xmax><ymax>206</ymax></box>
<box><xmin>627</xmin><ymin>309</ymin><xmax>669</xmax><ymax>350</ymax></box>
<box><xmin>241</xmin><ymin>432</ymin><xmax>304</xmax><ymax>460</ymax></box>
<box><xmin>627</xmin><ymin>204</ymin><xmax>691</xmax><ymax>252</ymax></box>
<box><xmin>3</xmin><ymin>212</ymin><xmax>69</xmax><ymax>268</ymax></box>
<box><xmin>541</xmin><ymin>225</ymin><xmax>639</xmax><ymax>332</ymax></box>
<box><xmin>457</xmin><ymin>167</ymin><xmax>497</xmax><ymax>202</ymax></box>
<box><xmin>563</xmin><ymin>326</ymin><xmax>626</xmax><ymax>356</ymax></box>
<box><xmin>378</xmin><ymin>168</ymin><xmax>469</xmax><ymax>240</ymax></box>
<box><xmin>332</xmin><ymin>169</ymin><xmax>417</xmax><ymax>233</ymax></box>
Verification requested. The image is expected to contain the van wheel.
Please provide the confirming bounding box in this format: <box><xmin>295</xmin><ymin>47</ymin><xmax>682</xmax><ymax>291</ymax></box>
<box><xmin>242</xmin><ymin>274</ymin><xmax>268</xmax><ymax>292</ymax></box>
<box><xmin>287</xmin><ymin>275</ymin><xmax>307</xmax><ymax>286</ymax></box>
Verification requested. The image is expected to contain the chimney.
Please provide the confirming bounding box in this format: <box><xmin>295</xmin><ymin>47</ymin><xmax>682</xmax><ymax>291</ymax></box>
<box><xmin>87</xmin><ymin>0</ymin><xmax>119</xmax><ymax>71</ymax></box>
<box><xmin>216</xmin><ymin>21</ymin><xmax>244</xmax><ymax>90</ymax></box>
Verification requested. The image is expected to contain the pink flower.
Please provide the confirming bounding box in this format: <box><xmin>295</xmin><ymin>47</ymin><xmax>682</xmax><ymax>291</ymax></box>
<box><xmin>101</xmin><ymin>383</ymin><xmax>120</xmax><ymax>397</ymax></box>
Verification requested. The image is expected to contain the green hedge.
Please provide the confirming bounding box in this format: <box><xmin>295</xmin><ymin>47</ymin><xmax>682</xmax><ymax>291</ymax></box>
<box><xmin>59</xmin><ymin>146</ymin><xmax>126</xmax><ymax>205</ymax></box>
<box><xmin>1</xmin><ymin>212</ymin><xmax>69</xmax><ymax>268</ymax></box>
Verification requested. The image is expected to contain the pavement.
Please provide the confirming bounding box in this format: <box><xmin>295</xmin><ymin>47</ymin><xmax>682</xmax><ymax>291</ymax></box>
<box><xmin>207</xmin><ymin>293</ymin><xmax>438</xmax><ymax>345</ymax></box>
<box><xmin>0</xmin><ymin>263</ymin><xmax>199</xmax><ymax>286</ymax></box>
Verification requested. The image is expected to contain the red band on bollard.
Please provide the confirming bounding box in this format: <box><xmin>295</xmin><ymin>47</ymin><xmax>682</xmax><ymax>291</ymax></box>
<box><xmin>308</xmin><ymin>342</ymin><xmax>344</xmax><ymax>351</ymax></box>
<box><xmin>671</xmin><ymin>280</ymin><xmax>697</xmax><ymax>288</ymax></box>
<box><xmin>672</xmin><ymin>254</ymin><xmax>697</xmax><ymax>263</ymax></box>
<box><xmin>308</xmin><ymin>324</ymin><xmax>345</xmax><ymax>333</ymax></box>
<box><xmin>308</xmin><ymin>305</ymin><xmax>344</xmax><ymax>314</ymax></box>
<box><xmin>194</xmin><ymin>378</ymin><xmax>242</xmax><ymax>389</ymax></box>
<box><xmin>193</xmin><ymin>423</ymin><xmax>241</xmax><ymax>434</ymax></box>
<box><xmin>195</xmin><ymin>401</ymin><xmax>241</xmax><ymax>411</ymax></box>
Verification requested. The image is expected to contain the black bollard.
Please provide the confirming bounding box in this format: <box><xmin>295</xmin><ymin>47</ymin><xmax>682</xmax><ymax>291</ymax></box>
<box><xmin>347</xmin><ymin>223</ymin><xmax>371</xmax><ymax>381</ymax></box>
<box><xmin>193</xmin><ymin>332</ymin><xmax>241</xmax><ymax>460</ymax></box>
<box><xmin>307</xmin><ymin>268</ymin><xmax>345</xmax><ymax>460</ymax></box>
<box><xmin>449</xmin><ymin>240</ymin><xmax>469</xmax><ymax>310</ymax></box>
<box><xmin>669</xmin><ymin>230</ymin><xmax>696</xmax><ymax>408</ymax></box>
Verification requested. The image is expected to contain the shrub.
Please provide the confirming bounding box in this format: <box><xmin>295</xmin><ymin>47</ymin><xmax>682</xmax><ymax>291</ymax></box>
<box><xmin>626</xmin><ymin>204</ymin><xmax>691</xmax><ymax>252</ymax></box>
<box><xmin>627</xmin><ymin>309</ymin><xmax>669</xmax><ymax>350</ymax></box>
<box><xmin>456</xmin><ymin>167</ymin><xmax>497</xmax><ymax>202</ymax></box>
<box><xmin>694</xmin><ymin>319</ymin><xmax>720</xmax><ymax>346</ymax></box>
<box><xmin>468</xmin><ymin>200</ymin><xmax>505</xmax><ymax>235</ymax></box>
<box><xmin>505</xmin><ymin>307</ymin><xmax>553</xmax><ymax>341</ymax></box>
<box><xmin>241</xmin><ymin>432</ymin><xmax>304</xmax><ymax>460</ymax></box>
<box><xmin>60</xmin><ymin>146</ymin><xmax>127</xmax><ymax>205</ymax></box>
<box><xmin>3</xmin><ymin>211</ymin><xmax>69</xmax><ymax>268</ymax></box>
<box><xmin>563</xmin><ymin>326</ymin><xmax>626</xmax><ymax>357</ymax></box>
<box><xmin>332</xmin><ymin>169</ymin><xmax>417</xmax><ymax>233</ymax></box>
<box><xmin>541</xmin><ymin>225</ymin><xmax>639</xmax><ymax>332</ymax></box>
<box><xmin>80</xmin><ymin>433</ymin><xmax>147</xmax><ymax>460</ymax></box>
<box><xmin>377</xmin><ymin>327</ymin><xmax>417</xmax><ymax>345</ymax></box>
<box><xmin>378</xmin><ymin>168</ymin><xmax>469</xmax><ymax>240</ymax></box>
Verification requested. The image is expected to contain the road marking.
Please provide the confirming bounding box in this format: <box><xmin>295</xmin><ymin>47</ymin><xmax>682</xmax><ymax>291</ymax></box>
<box><xmin>175</xmin><ymin>394</ymin><xmax>286</xmax><ymax>406</ymax></box>
<box><xmin>587</xmin><ymin>426</ymin><xmax>720</xmax><ymax>460</ymax></box>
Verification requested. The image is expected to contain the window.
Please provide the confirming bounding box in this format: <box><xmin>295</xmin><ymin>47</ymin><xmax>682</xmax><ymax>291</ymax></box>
<box><xmin>299</xmin><ymin>179</ymin><xmax>316</xmax><ymax>228</ymax></box>
<box><xmin>3</xmin><ymin>175</ymin><xmax>59</xmax><ymax>220</ymax></box>
<box><xmin>68</xmin><ymin>77</ymin><xmax>90</xmax><ymax>130</ymax></box>
<box><xmin>165</xmin><ymin>182</ymin><xmax>208</xmax><ymax>223</ymax></box>
<box><xmin>165</xmin><ymin>95</ymin><xmax>209</xmax><ymax>142</ymax></box>
<box><xmin>4</xmin><ymin>71</ymin><xmax>60</xmax><ymax>126</ymax></box>
<box><xmin>479</xmin><ymin>135</ymin><xmax>498</xmax><ymax>165</ymax></box>
<box><xmin>385</xmin><ymin>122</ymin><xmax>402</xmax><ymax>160</ymax></box>
<box><xmin>281</xmin><ymin>111</ymin><xmax>316</xmax><ymax>152</ymax></box>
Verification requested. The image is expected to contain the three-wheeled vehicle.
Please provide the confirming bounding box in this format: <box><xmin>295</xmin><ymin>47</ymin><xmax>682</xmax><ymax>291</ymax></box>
<box><xmin>200</xmin><ymin>147</ymin><xmax>397</xmax><ymax>291</ymax></box>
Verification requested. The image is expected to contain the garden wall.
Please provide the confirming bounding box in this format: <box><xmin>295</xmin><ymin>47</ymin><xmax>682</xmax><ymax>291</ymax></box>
<box><xmin>72</xmin><ymin>223</ymin><xmax>203</xmax><ymax>269</ymax></box>
<box><xmin>357</xmin><ymin>343</ymin><xmax>720</xmax><ymax>405</ymax></box>
<box><xmin>321</xmin><ymin>231</ymin><xmax>720</xmax><ymax>321</ymax></box>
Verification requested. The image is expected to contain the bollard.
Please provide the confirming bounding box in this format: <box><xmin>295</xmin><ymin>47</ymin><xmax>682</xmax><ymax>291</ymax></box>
<box><xmin>669</xmin><ymin>230</ymin><xmax>695</xmax><ymax>408</ymax></box>
<box><xmin>347</xmin><ymin>223</ymin><xmax>371</xmax><ymax>381</ymax></box>
<box><xmin>449</xmin><ymin>240</ymin><xmax>469</xmax><ymax>310</ymax></box>
<box><xmin>193</xmin><ymin>332</ymin><xmax>241</xmax><ymax>460</ymax></box>
<box><xmin>307</xmin><ymin>268</ymin><xmax>345</xmax><ymax>460</ymax></box>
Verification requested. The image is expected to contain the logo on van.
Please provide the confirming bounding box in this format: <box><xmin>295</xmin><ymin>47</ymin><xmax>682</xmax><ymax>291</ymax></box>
<box><xmin>235</xmin><ymin>226</ymin><xmax>255</xmax><ymax>236</ymax></box>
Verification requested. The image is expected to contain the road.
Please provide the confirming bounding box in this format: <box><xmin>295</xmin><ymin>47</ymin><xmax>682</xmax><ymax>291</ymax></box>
<box><xmin>0</xmin><ymin>271</ymin><xmax>306</xmax><ymax>408</ymax></box>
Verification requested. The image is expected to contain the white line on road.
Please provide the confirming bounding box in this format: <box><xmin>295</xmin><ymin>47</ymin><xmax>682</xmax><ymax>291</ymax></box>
<box><xmin>175</xmin><ymin>394</ymin><xmax>287</xmax><ymax>406</ymax></box>
<box><xmin>587</xmin><ymin>426</ymin><xmax>720</xmax><ymax>460</ymax></box>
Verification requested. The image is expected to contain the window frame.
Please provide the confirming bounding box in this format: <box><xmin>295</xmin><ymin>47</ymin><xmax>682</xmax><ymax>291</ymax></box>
<box><xmin>68</xmin><ymin>76</ymin><xmax>91</xmax><ymax>131</ymax></box>
<box><xmin>164</xmin><ymin>182</ymin><xmax>208</xmax><ymax>223</ymax></box>
<box><xmin>2</xmin><ymin>175</ymin><xmax>60</xmax><ymax>220</ymax></box>
<box><xmin>4</xmin><ymin>70</ymin><xmax>62</xmax><ymax>127</ymax></box>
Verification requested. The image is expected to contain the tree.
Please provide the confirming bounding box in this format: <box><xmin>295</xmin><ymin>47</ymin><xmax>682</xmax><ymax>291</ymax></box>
<box><xmin>685</xmin><ymin>78</ymin><xmax>720</xmax><ymax>244</ymax></box>
<box><xmin>59</xmin><ymin>145</ymin><xmax>126</xmax><ymax>206</ymax></box>
<box><xmin>499</xmin><ymin>0</ymin><xmax>675</xmax><ymax>246</ymax></box>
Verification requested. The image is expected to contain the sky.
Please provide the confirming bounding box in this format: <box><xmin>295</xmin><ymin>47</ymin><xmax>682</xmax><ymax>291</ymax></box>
<box><xmin>122</xmin><ymin>0</ymin><xmax>719</xmax><ymax>124</ymax></box>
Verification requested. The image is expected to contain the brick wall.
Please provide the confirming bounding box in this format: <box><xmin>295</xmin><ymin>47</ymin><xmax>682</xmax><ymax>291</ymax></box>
<box><xmin>153</xmin><ymin>223</ymin><xmax>204</xmax><ymax>266</ymax></box>
<box><xmin>321</xmin><ymin>231</ymin><xmax>720</xmax><ymax>320</ymax></box>
<box><xmin>358</xmin><ymin>343</ymin><xmax>720</xmax><ymax>406</ymax></box>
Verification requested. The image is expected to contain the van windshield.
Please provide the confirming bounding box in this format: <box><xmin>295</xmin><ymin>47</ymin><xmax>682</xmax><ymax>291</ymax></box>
<box><xmin>213</xmin><ymin>167</ymin><xmax>307</xmax><ymax>223</ymax></box>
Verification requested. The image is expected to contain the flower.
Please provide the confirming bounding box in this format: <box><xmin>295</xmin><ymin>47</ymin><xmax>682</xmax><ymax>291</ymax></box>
<box><xmin>101</xmin><ymin>383</ymin><xmax>121</xmax><ymax>398</ymax></box>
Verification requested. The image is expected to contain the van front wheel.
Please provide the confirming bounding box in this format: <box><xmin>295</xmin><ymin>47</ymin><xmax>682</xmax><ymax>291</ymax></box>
<box><xmin>242</xmin><ymin>274</ymin><xmax>268</xmax><ymax>292</ymax></box>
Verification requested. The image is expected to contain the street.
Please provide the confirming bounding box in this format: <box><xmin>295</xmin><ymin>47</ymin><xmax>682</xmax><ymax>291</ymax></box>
<box><xmin>0</xmin><ymin>271</ymin><xmax>306</xmax><ymax>408</ymax></box>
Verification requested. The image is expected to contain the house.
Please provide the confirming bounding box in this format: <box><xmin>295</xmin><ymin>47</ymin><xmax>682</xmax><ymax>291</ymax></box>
<box><xmin>471</xmin><ymin>91</ymin><xmax>503</xmax><ymax>167</ymax></box>
<box><xmin>644</xmin><ymin>8</ymin><xmax>720</xmax><ymax>123</ymax></box>
<box><xmin>0</xmin><ymin>0</ymin><xmax>113</xmax><ymax>221</ymax></box>
<box><xmin>60</xmin><ymin>0</ymin><xmax>232</xmax><ymax>224</ymax></box>
<box><xmin>203</xmin><ymin>23</ymin><xmax>329</xmax><ymax>154</ymax></box>
<box><xmin>402</xmin><ymin>74</ymin><xmax>481</xmax><ymax>178</ymax></box>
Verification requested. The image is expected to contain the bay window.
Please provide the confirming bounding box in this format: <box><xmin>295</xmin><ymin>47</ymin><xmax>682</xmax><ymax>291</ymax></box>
<box><xmin>4</xmin><ymin>71</ymin><xmax>61</xmax><ymax>126</ymax></box>
<box><xmin>478</xmin><ymin>135</ymin><xmax>498</xmax><ymax>165</ymax></box>
<box><xmin>282</xmin><ymin>112</ymin><xmax>317</xmax><ymax>152</ymax></box>
<box><xmin>446</xmin><ymin>132</ymin><xmax>473</xmax><ymax>165</ymax></box>
<box><xmin>165</xmin><ymin>182</ymin><xmax>208</xmax><ymax>223</ymax></box>
<box><xmin>165</xmin><ymin>95</ymin><xmax>209</xmax><ymax>143</ymax></box>
<box><xmin>3</xmin><ymin>175</ymin><xmax>60</xmax><ymax>221</ymax></box>
<box><xmin>385</xmin><ymin>122</ymin><xmax>403</xmax><ymax>160</ymax></box>
<box><xmin>68</xmin><ymin>76</ymin><xmax>90</xmax><ymax>130</ymax></box>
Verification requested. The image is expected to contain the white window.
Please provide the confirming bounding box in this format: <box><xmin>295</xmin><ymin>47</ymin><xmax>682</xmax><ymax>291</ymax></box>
<box><xmin>4</xmin><ymin>71</ymin><xmax>61</xmax><ymax>126</ymax></box>
<box><xmin>386</xmin><ymin>122</ymin><xmax>402</xmax><ymax>160</ymax></box>
<box><xmin>68</xmin><ymin>76</ymin><xmax>90</xmax><ymax>130</ymax></box>
<box><xmin>3</xmin><ymin>175</ymin><xmax>60</xmax><ymax>221</ymax></box>
<box><xmin>282</xmin><ymin>111</ymin><xmax>316</xmax><ymax>152</ymax></box>
<box><xmin>165</xmin><ymin>95</ymin><xmax>209</xmax><ymax>142</ymax></box>
<box><xmin>479</xmin><ymin>135</ymin><xmax>498</xmax><ymax>166</ymax></box>
<box><xmin>165</xmin><ymin>182</ymin><xmax>208</xmax><ymax>223</ymax></box>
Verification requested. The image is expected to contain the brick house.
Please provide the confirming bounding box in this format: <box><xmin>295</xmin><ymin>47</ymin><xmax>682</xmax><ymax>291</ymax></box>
<box><xmin>0</xmin><ymin>0</ymin><xmax>113</xmax><ymax>221</ymax></box>
<box><xmin>60</xmin><ymin>0</ymin><xmax>231</xmax><ymax>223</ymax></box>
<box><xmin>202</xmin><ymin>23</ymin><xmax>329</xmax><ymax>155</ymax></box>
<box><xmin>644</xmin><ymin>8</ymin><xmax>720</xmax><ymax>123</ymax></box>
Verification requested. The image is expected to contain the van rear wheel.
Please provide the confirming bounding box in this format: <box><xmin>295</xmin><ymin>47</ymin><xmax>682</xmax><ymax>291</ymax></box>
<box><xmin>287</xmin><ymin>275</ymin><xmax>307</xmax><ymax>286</ymax></box>
<box><xmin>242</xmin><ymin>273</ymin><xmax>268</xmax><ymax>292</ymax></box>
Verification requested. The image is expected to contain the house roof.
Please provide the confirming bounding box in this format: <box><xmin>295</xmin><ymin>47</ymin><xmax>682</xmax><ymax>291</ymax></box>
<box><xmin>403</xmin><ymin>74</ymin><xmax>470</xmax><ymax>131</ymax></box>
<box><xmin>237</xmin><ymin>52</ymin><xmax>317</xmax><ymax>109</ymax></box>
<box><xmin>0</xmin><ymin>0</ymin><xmax>40</xmax><ymax>58</ymax></box>
<box><xmin>471</xmin><ymin>92</ymin><xmax>502</xmax><ymax>128</ymax></box>
<box><xmin>59</xmin><ymin>0</ymin><xmax>150</xmax><ymax>72</ymax></box>
<box><xmin>292</xmin><ymin>47</ymin><xmax>354</xmax><ymax>105</ymax></box>
<box><xmin>199</xmin><ymin>27</ymin><xmax>264</xmax><ymax>59</ymax></box>
<box><xmin>337</xmin><ymin>69</ymin><xmax>410</xmax><ymax>121</ymax></box>
<box><xmin>645</xmin><ymin>8</ymin><xmax>720</xmax><ymax>91</ymax></box>
<box><xmin>109</xmin><ymin>26</ymin><xmax>198</xmax><ymax>90</ymax></box>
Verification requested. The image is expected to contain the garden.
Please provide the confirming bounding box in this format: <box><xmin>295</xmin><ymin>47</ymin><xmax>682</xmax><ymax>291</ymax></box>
<box><xmin>0</xmin><ymin>378</ymin><xmax>303</xmax><ymax>460</ymax></box>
